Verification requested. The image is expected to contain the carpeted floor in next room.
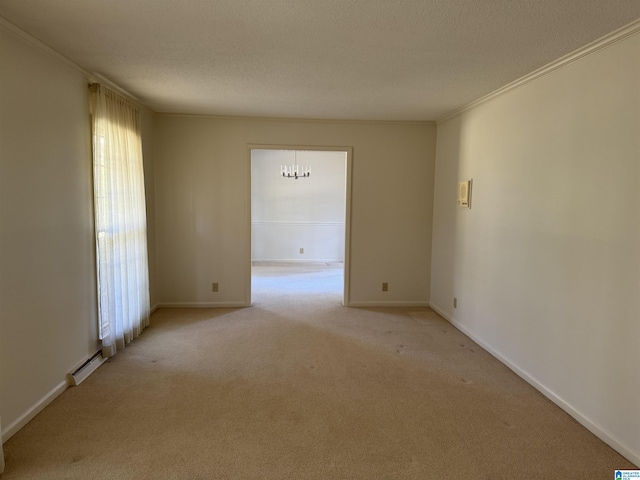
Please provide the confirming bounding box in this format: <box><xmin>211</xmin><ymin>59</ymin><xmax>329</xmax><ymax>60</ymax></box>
<box><xmin>1</xmin><ymin>263</ymin><xmax>636</xmax><ymax>479</ymax></box>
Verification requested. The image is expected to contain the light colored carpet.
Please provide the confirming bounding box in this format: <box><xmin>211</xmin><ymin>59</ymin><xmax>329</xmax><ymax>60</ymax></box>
<box><xmin>1</xmin><ymin>263</ymin><xmax>635</xmax><ymax>478</ymax></box>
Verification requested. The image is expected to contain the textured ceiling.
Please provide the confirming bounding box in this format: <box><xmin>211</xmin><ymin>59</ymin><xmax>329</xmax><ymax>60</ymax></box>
<box><xmin>1</xmin><ymin>1</ymin><xmax>639</xmax><ymax>120</ymax></box>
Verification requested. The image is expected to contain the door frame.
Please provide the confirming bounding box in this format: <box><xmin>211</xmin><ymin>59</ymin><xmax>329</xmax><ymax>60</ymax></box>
<box><xmin>247</xmin><ymin>144</ymin><xmax>353</xmax><ymax>306</ymax></box>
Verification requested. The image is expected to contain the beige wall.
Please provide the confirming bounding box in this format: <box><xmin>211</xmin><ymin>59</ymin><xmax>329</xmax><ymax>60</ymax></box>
<box><xmin>431</xmin><ymin>31</ymin><xmax>640</xmax><ymax>463</ymax></box>
<box><xmin>154</xmin><ymin>116</ymin><xmax>436</xmax><ymax>307</ymax></box>
<box><xmin>141</xmin><ymin>101</ymin><xmax>157</xmax><ymax>309</ymax></box>
<box><xmin>0</xmin><ymin>25</ymin><xmax>156</xmax><ymax>435</ymax></box>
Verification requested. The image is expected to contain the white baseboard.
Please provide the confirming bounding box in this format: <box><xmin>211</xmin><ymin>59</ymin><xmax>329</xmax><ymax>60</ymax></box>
<box><xmin>347</xmin><ymin>301</ymin><xmax>431</xmax><ymax>308</ymax></box>
<box><xmin>429</xmin><ymin>302</ymin><xmax>640</xmax><ymax>467</ymax></box>
<box><xmin>2</xmin><ymin>349</ymin><xmax>109</xmax><ymax>444</ymax></box>
<box><xmin>157</xmin><ymin>302</ymin><xmax>250</xmax><ymax>309</ymax></box>
<box><xmin>2</xmin><ymin>380</ymin><xmax>67</xmax><ymax>444</ymax></box>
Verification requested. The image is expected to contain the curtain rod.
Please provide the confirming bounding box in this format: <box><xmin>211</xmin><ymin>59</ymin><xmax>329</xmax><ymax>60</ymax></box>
<box><xmin>88</xmin><ymin>83</ymin><xmax>135</xmax><ymax>105</ymax></box>
<box><xmin>87</xmin><ymin>81</ymin><xmax>145</xmax><ymax>111</ymax></box>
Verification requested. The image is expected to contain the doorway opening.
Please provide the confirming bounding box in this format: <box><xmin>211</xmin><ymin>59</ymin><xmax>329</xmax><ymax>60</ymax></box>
<box><xmin>248</xmin><ymin>146</ymin><xmax>352</xmax><ymax>306</ymax></box>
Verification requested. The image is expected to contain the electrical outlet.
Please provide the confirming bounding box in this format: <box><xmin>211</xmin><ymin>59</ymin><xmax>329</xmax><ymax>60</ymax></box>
<box><xmin>299</xmin><ymin>247</ymin><xmax>304</xmax><ymax>254</ymax></box>
<box><xmin>212</xmin><ymin>283</ymin><xmax>219</xmax><ymax>293</ymax></box>
<box><xmin>453</xmin><ymin>297</ymin><xmax>457</xmax><ymax>308</ymax></box>
<box><xmin>382</xmin><ymin>282</ymin><xmax>388</xmax><ymax>292</ymax></box>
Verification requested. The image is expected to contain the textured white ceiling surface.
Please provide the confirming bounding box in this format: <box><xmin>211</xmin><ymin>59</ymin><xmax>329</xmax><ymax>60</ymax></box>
<box><xmin>1</xmin><ymin>1</ymin><xmax>639</xmax><ymax>120</ymax></box>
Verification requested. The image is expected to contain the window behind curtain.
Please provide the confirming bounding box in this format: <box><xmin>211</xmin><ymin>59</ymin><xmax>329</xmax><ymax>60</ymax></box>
<box><xmin>90</xmin><ymin>84</ymin><xmax>150</xmax><ymax>357</ymax></box>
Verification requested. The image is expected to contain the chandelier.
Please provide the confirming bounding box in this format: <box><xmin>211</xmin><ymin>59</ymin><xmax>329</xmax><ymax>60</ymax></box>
<box><xmin>281</xmin><ymin>151</ymin><xmax>310</xmax><ymax>179</ymax></box>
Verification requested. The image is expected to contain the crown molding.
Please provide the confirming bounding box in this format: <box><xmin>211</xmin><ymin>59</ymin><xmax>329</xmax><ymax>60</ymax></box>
<box><xmin>0</xmin><ymin>15</ymin><xmax>89</xmax><ymax>75</ymax></box>
<box><xmin>155</xmin><ymin>111</ymin><xmax>434</xmax><ymax>125</ymax></box>
<box><xmin>0</xmin><ymin>15</ymin><xmax>144</xmax><ymax>107</ymax></box>
<box><xmin>437</xmin><ymin>18</ymin><xmax>640</xmax><ymax>124</ymax></box>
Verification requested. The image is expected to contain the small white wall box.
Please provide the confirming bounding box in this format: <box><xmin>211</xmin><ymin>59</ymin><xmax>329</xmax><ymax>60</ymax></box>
<box><xmin>458</xmin><ymin>180</ymin><xmax>472</xmax><ymax>208</ymax></box>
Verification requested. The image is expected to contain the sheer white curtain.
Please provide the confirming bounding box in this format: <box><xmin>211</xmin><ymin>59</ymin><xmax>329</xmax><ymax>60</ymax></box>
<box><xmin>91</xmin><ymin>84</ymin><xmax>150</xmax><ymax>358</ymax></box>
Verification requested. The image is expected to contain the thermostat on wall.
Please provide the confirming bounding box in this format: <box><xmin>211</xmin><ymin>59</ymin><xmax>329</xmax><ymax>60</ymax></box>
<box><xmin>458</xmin><ymin>180</ymin><xmax>472</xmax><ymax>208</ymax></box>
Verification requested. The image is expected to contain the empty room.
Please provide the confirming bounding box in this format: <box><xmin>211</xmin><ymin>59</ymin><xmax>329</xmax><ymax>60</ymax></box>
<box><xmin>1</xmin><ymin>1</ymin><xmax>639</xmax><ymax>478</ymax></box>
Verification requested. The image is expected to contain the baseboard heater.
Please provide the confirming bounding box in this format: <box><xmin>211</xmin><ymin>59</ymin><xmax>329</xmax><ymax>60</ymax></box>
<box><xmin>68</xmin><ymin>350</ymin><xmax>106</xmax><ymax>386</ymax></box>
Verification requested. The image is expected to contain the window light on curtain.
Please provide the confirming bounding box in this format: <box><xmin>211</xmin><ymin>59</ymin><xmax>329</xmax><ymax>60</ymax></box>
<box><xmin>90</xmin><ymin>84</ymin><xmax>150</xmax><ymax>358</ymax></box>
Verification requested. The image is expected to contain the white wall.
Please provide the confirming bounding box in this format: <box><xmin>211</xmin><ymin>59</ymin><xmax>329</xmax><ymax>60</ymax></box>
<box><xmin>251</xmin><ymin>149</ymin><xmax>346</xmax><ymax>263</ymax></box>
<box><xmin>0</xmin><ymin>23</ymin><xmax>156</xmax><ymax>438</ymax></box>
<box><xmin>430</xmin><ymin>30</ymin><xmax>640</xmax><ymax>464</ymax></box>
<box><xmin>154</xmin><ymin>116</ymin><xmax>436</xmax><ymax>307</ymax></box>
